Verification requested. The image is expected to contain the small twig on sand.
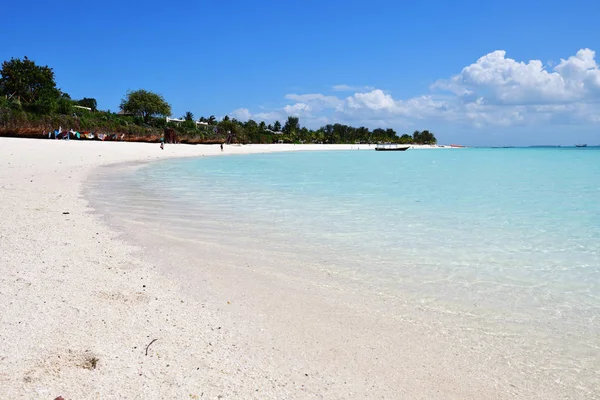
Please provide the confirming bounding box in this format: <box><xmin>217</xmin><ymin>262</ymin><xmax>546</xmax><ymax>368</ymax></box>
<box><xmin>145</xmin><ymin>339</ymin><xmax>158</xmax><ymax>356</ymax></box>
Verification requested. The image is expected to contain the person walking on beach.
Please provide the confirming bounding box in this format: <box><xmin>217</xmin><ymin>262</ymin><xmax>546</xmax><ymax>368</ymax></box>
<box><xmin>220</xmin><ymin>143</ymin><xmax>223</xmax><ymax>151</ymax></box>
<box><xmin>160</xmin><ymin>137</ymin><xmax>164</xmax><ymax>150</ymax></box>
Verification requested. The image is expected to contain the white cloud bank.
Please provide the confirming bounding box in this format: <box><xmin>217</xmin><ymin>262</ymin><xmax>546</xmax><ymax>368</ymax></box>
<box><xmin>231</xmin><ymin>49</ymin><xmax>600</xmax><ymax>130</ymax></box>
<box><xmin>434</xmin><ymin>48</ymin><xmax>600</xmax><ymax>105</ymax></box>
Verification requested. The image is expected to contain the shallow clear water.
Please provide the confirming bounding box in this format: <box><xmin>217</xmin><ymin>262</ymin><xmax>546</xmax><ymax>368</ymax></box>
<box><xmin>90</xmin><ymin>147</ymin><xmax>600</xmax><ymax>392</ymax></box>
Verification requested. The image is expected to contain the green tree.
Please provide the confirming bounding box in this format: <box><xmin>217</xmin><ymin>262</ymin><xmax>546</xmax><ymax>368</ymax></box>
<box><xmin>298</xmin><ymin>127</ymin><xmax>310</xmax><ymax>142</ymax></box>
<box><xmin>0</xmin><ymin>57</ymin><xmax>61</xmax><ymax>104</ymax></box>
<box><xmin>355</xmin><ymin>126</ymin><xmax>370</xmax><ymax>143</ymax></box>
<box><xmin>244</xmin><ymin>119</ymin><xmax>259</xmax><ymax>142</ymax></box>
<box><xmin>420</xmin><ymin>130</ymin><xmax>437</xmax><ymax>144</ymax></box>
<box><xmin>283</xmin><ymin>116</ymin><xmax>300</xmax><ymax>138</ymax></box>
<box><xmin>182</xmin><ymin>120</ymin><xmax>196</xmax><ymax>130</ymax></box>
<box><xmin>411</xmin><ymin>130</ymin><xmax>437</xmax><ymax>144</ymax></box>
<box><xmin>119</xmin><ymin>89</ymin><xmax>171</xmax><ymax>123</ymax></box>
<box><xmin>244</xmin><ymin>119</ymin><xmax>258</xmax><ymax>130</ymax></box>
<box><xmin>313</xmin><ymin>128</ymin><xmax>325</xmax><ymax>143</ymax></box>
<box><xmin>323</xmin><ymin>124</ymin><xmax>335</xmax><ymax>143</ymax></box>
<box><xmin>184</xmin><ymin>111</ymin><xmax>194</xmax><ymax>121</ymax></box>
<box><xmin>208</xmin><ymin>115</ymin><xmax>216</xmax><ymax>124</ymax></box>
<box><xmin>412</xmin><ymin>130</ymin><xmax>421</xmax><ymax>143</ymax></box>
<box><xmin>372</xmin><ymin>128</ymin><xmax>387</xmax><ymax>142</ymax></box>
<box><xmin>399</xmin><ymin>134</ymin><xmax>412</xmax><ymax>144</ymax></box>
<box><xmin>57</xmin><ymin>97</ymin><xmax>74</xmax><ymax>114</ymax></box>
<box><xmin>273</xmin><ymin>120</ymin><xmax>281</xmax><ymax>132</ymax></box>
<box><xmin>77</xmin><ymin>97</ymin><xmax>97</xmax><ymax>112</ymax></box>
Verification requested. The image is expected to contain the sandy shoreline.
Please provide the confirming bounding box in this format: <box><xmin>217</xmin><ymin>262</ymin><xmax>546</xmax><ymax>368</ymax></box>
<box><xmin>0</xmin><ymin>138</ymin><xmax>580</xmax><ymax>399</ymax></box>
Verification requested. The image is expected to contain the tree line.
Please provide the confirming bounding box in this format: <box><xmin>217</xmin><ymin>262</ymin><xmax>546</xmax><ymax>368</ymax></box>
<box><xmin>0</xmin><ymin>57</ymin><xmax>437</xmax><ymax>144</ymax></box>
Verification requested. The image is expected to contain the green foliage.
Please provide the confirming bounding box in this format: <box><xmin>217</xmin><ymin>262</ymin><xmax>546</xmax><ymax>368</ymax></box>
<box><xmin>120</xmin><ymin>89</ymin><xmax>171</xmax><ymax>122</ymax></box>
<box><xmin>0</xmin><ymin>57</ymin><xmax>440</xmax><ymax>145</ymax></box>
<box><xmin>25</xmin><ymin>97</ymin><xmax>57</xmax><ymax>114</ymax></box>
<box><xmin>0</xmin><ymin>96</ymin><xmax>22</xmax><ymax>111</ymax></box>
<box><xmin>399</xmin><ymin>134</ymin><xmax>412</xmax><ymax>144</ymax></box>
<box><xmin>217</xmin><ymin>118</ymin><xmax>235</xmax><ymax>134</ymax></box>
<box><xmin>0</xmin><ymin>57</ymin><xmax>61</xmax><ymax>104</ymax></box>
<box><xmin>151</xmin><ymin>116</ymin><xmax>167</xmax><ymax>128</ymax></box>
<box><xmin>182</xmin><ymin>120</ymin><xmax>196</xmax><ymax>130</ymax></box>
<box><xmin>57</xmin><ymin>97</ymin><xmax>74</xmax><ymax>115</ymax></box>
<box><xmin>283</xmin><ymin>116</ymin><xmax>300</xmax><ymax>138</ymax></box>
<box><xmin>412</xmin><ymin>130</ymin><xmax>437</xmax><ymax>144</ymax></box>
<box><xmin>77</xmin><ymin>97</ymin><xmax>97</xmax><ymax>112</ymax></box>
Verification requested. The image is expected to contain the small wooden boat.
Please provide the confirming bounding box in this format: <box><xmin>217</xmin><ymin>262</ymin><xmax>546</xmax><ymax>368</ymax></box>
<box><xmin>375</xmin><ymin>143</ymin><xmax>410</xmax><ymax>151</ymax></box>
<box><xmin>575</xmin><ymin>144</ymin><xmax>587</xmax><ymax>147</ymax></box>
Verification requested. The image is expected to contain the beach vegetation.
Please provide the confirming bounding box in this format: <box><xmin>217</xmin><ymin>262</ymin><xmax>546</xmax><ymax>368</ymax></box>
<box><xmin>0</xmin><ymin>57</ymin><xmax>61</xmax><ymax>105</ymax></box>
<box><xmin>412</xmin><ymin>129</ymin><xmax>436</xmax><ymax>144</ymax></box>
<box><xmin>57</xmin><ymin>97</ymin><xmax>74</xmax><ymax>115</ymax></box>
<box><xmin>283</xmin><ymin>116</ymin><xmax>300</xmax><ymax>139</ymax></box>
<box><xmin>0</xmin><ymin>56</ymin><xmax>437</xmax><ymax>145</ymax></box>
<box><xmin>77</xmin><ymin>97</ymin><xmax>97</xmax><ymax>112</ymax></box>
<box><xmin>120</xmin><ymin>89</ymin><xmax>171</xmax><ymax>123</ymax></box>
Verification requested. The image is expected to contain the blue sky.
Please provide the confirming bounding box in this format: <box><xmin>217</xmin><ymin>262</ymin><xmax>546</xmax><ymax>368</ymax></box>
<box><xmin>1</xmin><ymin>0</ymin><xmax>600</xmax><ymax>145</ymax></box>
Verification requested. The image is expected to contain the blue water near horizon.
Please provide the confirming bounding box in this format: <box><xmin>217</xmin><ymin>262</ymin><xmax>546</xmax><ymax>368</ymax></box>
<box><xmin>92</xmin><ymin>147</ymin><xmax>600</xmax><ymax>389</ymax></box>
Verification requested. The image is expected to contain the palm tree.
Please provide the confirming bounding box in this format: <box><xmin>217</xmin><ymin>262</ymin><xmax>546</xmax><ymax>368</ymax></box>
<box><xmin>208</xmin><ymin>115</ymin><xmax>216</xmax><ymax>124</ymax></box>
<box><xmin>184</xmin><ymin>111</ymin><xmax>194</xmax><ymax>121</ymax></box>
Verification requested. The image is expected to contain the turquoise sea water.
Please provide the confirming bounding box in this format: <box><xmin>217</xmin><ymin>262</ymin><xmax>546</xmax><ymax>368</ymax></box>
<box><xmin>90</xmin><ymin>147</ymin><xmax>600</xmax><ymax>392</ymax></box>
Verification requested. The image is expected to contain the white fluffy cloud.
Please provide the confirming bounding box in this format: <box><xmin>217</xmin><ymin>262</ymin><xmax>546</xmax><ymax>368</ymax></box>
<box><xmin>434</xmin><ymin>48</ymin><xmax>600</xmax><ymax>105</ymax></box>
<box><xmin>230</xmin><ymin>108</ymin><xmax>252</xmax><ymax>120</ymax></box>
<box><xmin>283</xmin><ymin>102</ymin><xmax>311</xmax><ymax>115</ymax></box>
<box><xmin>230</xmin><ymin>49</ymin><xmax>600</xmax><ymax>129</ymax></box>
<box><xmin>347</xmin><ymin>89</ymin><xmax>397</xmax><ymax>111</ymax></box>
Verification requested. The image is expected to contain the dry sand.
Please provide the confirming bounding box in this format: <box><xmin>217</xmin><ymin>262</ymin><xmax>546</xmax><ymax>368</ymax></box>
<box><xmin>0</xmin><ymin>138</ymin><xmax>576</xmax><ymax>399</ymax></box>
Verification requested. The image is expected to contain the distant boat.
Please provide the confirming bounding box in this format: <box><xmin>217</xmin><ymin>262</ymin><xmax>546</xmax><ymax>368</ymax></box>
<box><xmin>375</xmin><ymin>143</ymin><xmax>410</xmax><ymax>151</ymax></box>
<box><xmin>575</xmin><ymin>144</ymin><xmax>587</xmax><ymax>147</ymax></box>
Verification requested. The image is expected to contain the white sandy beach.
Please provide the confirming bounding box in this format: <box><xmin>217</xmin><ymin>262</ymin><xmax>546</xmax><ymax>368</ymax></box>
<box><xmin>0</xmin><ymin>138</ymin><xmax>578</xmax><ymax>399</ymax></box>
